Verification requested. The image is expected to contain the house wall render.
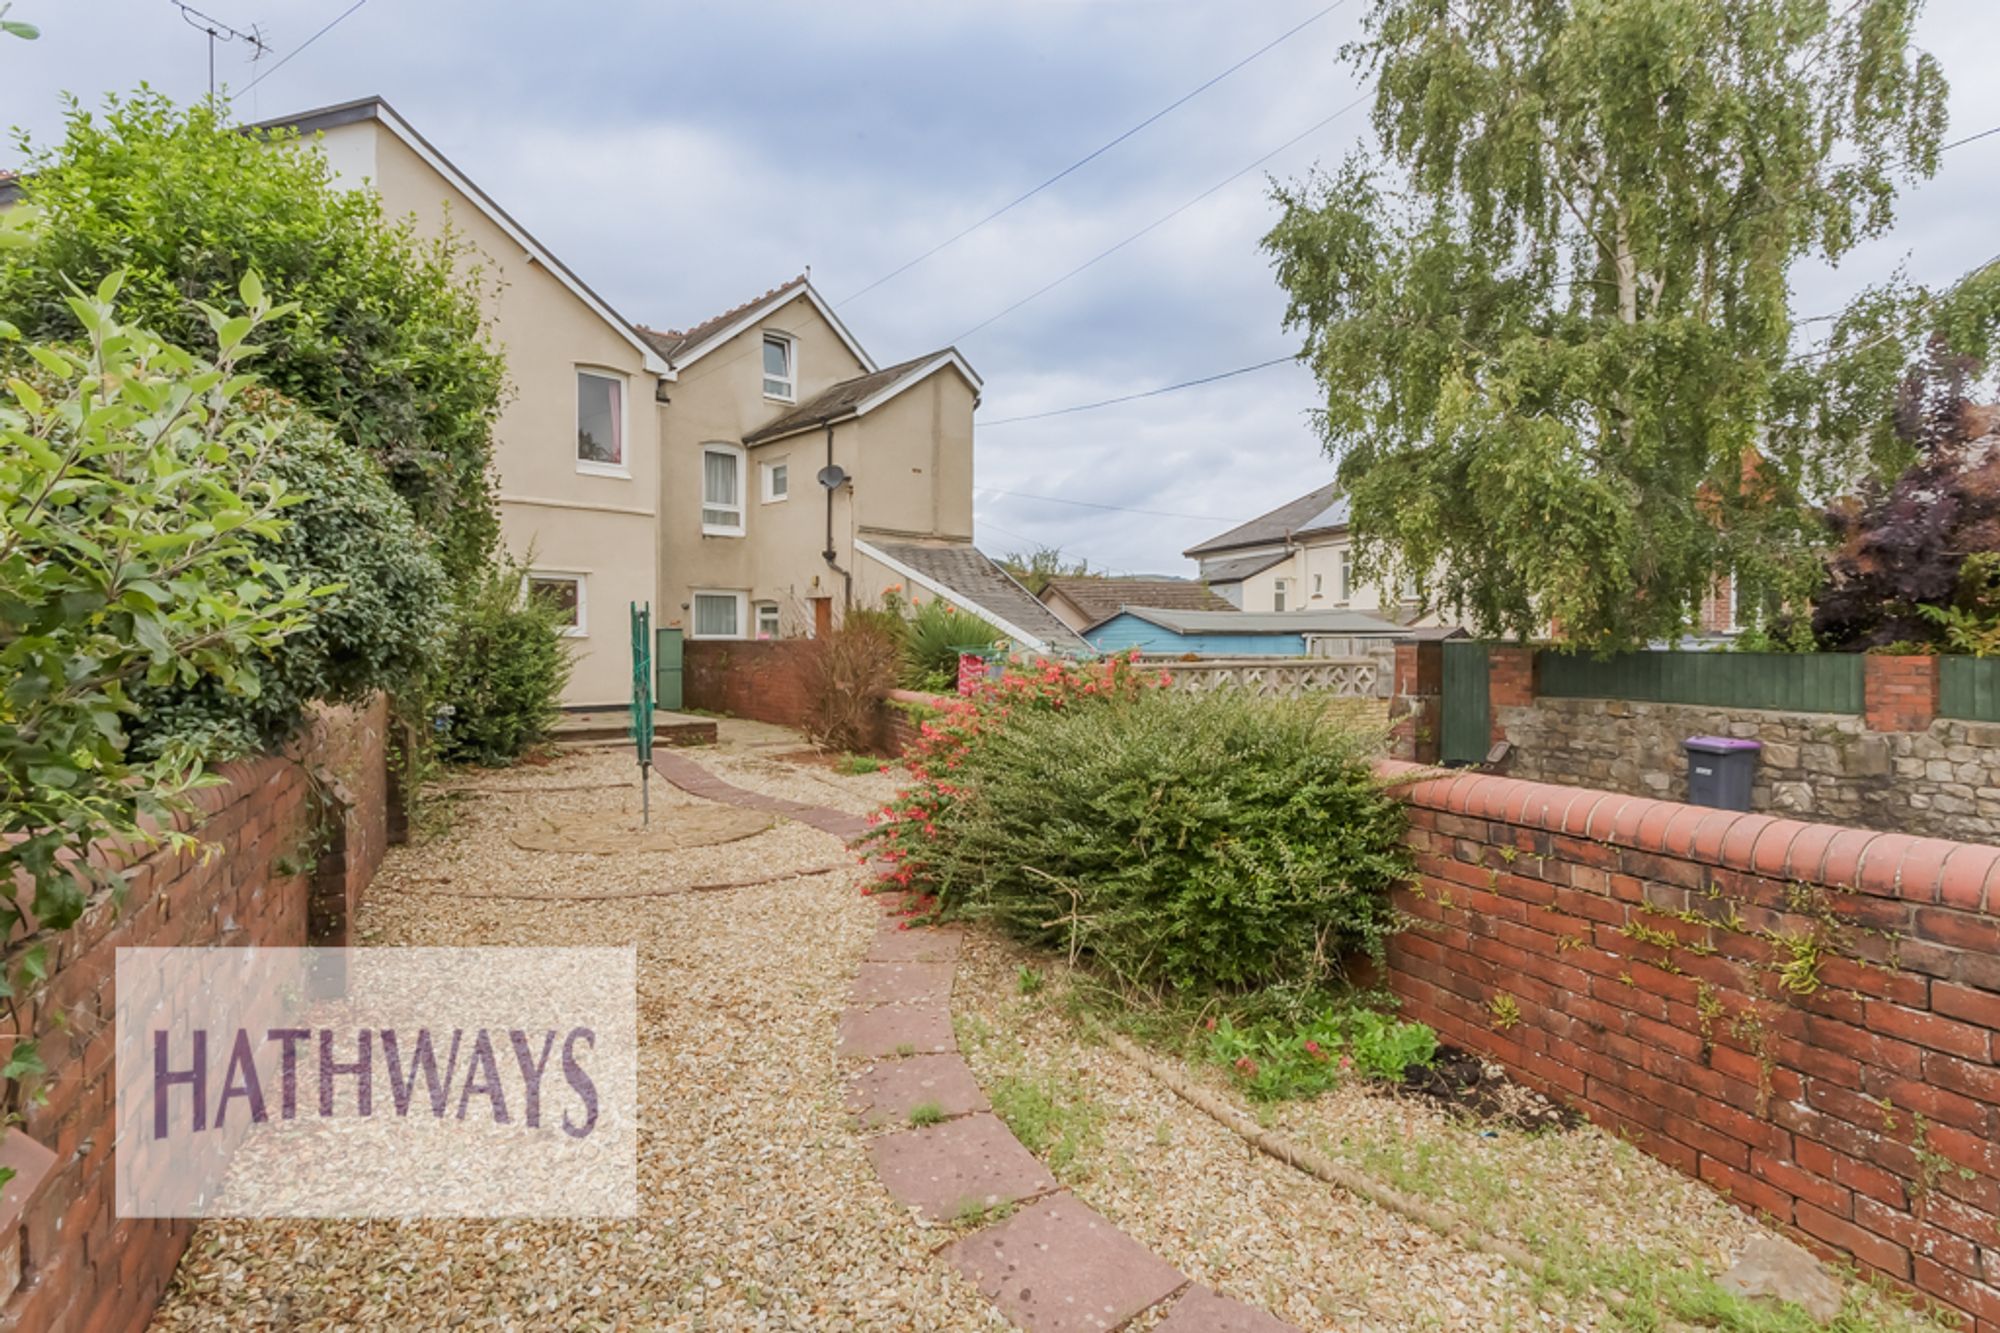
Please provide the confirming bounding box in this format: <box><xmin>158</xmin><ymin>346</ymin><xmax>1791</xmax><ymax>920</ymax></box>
<box><xmin>1381</xmin><ymin>760</ymin><xmax>2000</xmax><ymax>1331</ymax></box>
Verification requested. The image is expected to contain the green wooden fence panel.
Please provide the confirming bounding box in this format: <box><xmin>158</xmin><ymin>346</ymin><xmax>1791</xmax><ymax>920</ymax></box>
<box><xmin>1940</xmin><ymin>657</ymin><xmax>2000</xmax><ymax>722</ymax></box>
<box><xmin>1536</xmin><ymin>650</ymin><xmax>1864</xmax><ymax>714</ymax></box>
<box><xmin>1441</xmin><ymin>640</ymin><xmax>1491</xmax><ymax>765</ymax></box>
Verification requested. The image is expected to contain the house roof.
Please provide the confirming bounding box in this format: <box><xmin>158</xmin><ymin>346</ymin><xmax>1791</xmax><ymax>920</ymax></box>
<box><xmin>742</xmin><ymin>348</ymin><xmax>982</xmax><ymax>445</ymax></box>
<box><xmin>1041</xmin><ymin>576</ymin><xmax>1234</xmax><ymax>623</ymax></box>
<box><xmin>248</xmin><ymin>97</ymin><xmax>669</xmax><ymax>376</ymax></box>
<box><xmin>855</xmin><ymin>539</ymin><xmax>1091</xmax><ymax>655</ymax></box>
<box><xmin>641</xmin><ymin>276</ymin><xmax>877</xmax><ymax>375</ymax></box>
<box><xmin>1105</xmin><ymin>607</ymin><xmax>1406</xmax><ymax>636</ymax></box>
<box><xmin>1197</xmin><ymin>551</ymin><xmax>1292</xmax><ymax>585</ymax></box>
<box><xmin>1184</xmin><ymin>482</ymin><xmax>1348</xmax><ymax>557</ymax></box>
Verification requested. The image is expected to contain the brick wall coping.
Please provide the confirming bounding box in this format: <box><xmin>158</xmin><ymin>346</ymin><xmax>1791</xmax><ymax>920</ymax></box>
<box><xmin>884</xmin><ymin>689</ymin><xmax>955</xmax><ymax>709</ymax></box>
<box><xmin>1376</xmin><ymin>759</ymin><xmax>2000</xmax><ymax>910</ymax></box>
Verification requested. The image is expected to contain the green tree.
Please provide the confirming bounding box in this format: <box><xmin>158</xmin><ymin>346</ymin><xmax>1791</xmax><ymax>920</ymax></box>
<box><xmin>999</xmin><ymin>544</ymin><xmax>1091</xmax><ymax>596</ymax></box>
<box><xmin>1264</xmin><ymin>0</ymin><xmax>1948</xmax><ymax>648</ymax></box>
<box><xmin>0</xmin><ymin>90</ymin><xmax>505</xmax><ymax>578</ymax></box>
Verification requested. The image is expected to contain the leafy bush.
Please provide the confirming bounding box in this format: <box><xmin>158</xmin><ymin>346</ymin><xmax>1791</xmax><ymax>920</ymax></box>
<box><xmin>1206</xmin><ymin>1007</ymin><xmax>1438</xmax><ymax>1101</ymax></box>
<box><xmin>128</xmin><ymin>404</ymin><xmax>447</xmax><ymax>759</ymax></box>
<box><xmin>900</xmin><ymin>596</ymin><xmax>1001</xmax><ymax>691</ymax></box>
<box><xmin>429</xmin><ymin>560</ymin><xmax>573</xmax><ymax>764</ymax></box>
<box><xmin>802</xmin><ymin>619</ymin><xmax>902</xmax><ymax>753</ymax></box>
<box><xmin>1</xmin><ymin>91</ymin><xmax>505</xmax><ymax>578</ymax></box>
<box><xmin>866</xmin><ymin>662</ymin><xmax>1409</xmax><ymax>995</ymax></box>
<box><xmin>1</xmin><ymin>268</ymin><xmax>321</xmax><ymax>956</ymax></box>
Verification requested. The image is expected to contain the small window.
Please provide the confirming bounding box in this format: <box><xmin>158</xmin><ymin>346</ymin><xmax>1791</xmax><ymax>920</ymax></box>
<box><xmin>1273</xmin><ymin>579</ymin><xmax>1288</xmax><ymax>613</ymax></box>
<box><xmin>762</xmin><ymin>334</ymin><xmax>795</xmax><ymax>400</ymax></box>
<box><xmin>702</xmin><ymin>445</ymin><xmax>744</xmax><ymax>535</ymax></box>
<box><xmin>526</xmin><ymin>573</ymin><xmax>586</xmax><ymax>637</ymax></box>
<box><xmin>1312</xmin><ymin>573</ymin><xmax>1323</xmax><ymax>598</ymax></box>
<box><xmin>691</xmin><ymin>590</ymin><xmax>746</xmax><ymax>639</ymax></box>
<box><xmin>576</xmin><ymin>370</ymin><xmax>624</xmax><ymax>471</ymax></box>
<box><xmin>762</xmin><ymin>460</ymin><xmax>790</xmax><ymax>503</ymax></box>
<box><xmin>754</xmin><ymin>601</ymin><xmax>781</xmax><ymax>639</ymax></box>
<box><xmin>1338</xmin><ymin>550</ymin><xmax>1353</xmax><ymax>603</ymax></box>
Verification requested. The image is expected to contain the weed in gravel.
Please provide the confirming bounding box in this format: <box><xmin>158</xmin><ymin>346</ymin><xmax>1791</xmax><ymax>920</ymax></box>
<box><xmin>1016</xmin><ymin>964</ymin><xmax>1045</xmax><ymax>996</ymax></box>
<box><xmin>951</xmin><ymin>1198</ymin><xmax>1019</xmax><ymax>1228</ymax></box>
<box><xmin>835</xmin><ymin>754</ymin><xmax>887</xmax><ymax>775</ymax></box>
<box><xmin>989</xmin><ymin>1072</ymin><xmax>1102</xmax><ymax>1178</ymax></box>
<box><xmin>907</xmin><ymin>1101</ymin><xmax>946</xmax><ymax>1127</ymax></box>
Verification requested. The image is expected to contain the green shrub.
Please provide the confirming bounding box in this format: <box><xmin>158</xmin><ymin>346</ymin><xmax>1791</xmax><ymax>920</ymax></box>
<box><xmin>129</xmin><ymin>403</ymin><xmax>446</xmax><ymax>759</ymax></box>
<box><xmin>870</xmin><ymin>678</ymin><xmax>1409</xmax><ymax>995</ymax></box>
<box><xmin>900</xmin><ymin>596</ymin><xmax>1001</xmax><ymax>691</ymax></box>
<box><xmin>429</xmin><ymin>560</ymin><xmax>572</xmax><ymax>764</ymax></box>
<box><xmin>1</xmin><ymin>91</ymin><xmax>505</xmax><ymax>578</ymax></box>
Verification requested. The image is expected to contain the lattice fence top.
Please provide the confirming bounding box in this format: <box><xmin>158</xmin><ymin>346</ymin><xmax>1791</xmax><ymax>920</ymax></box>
<box><xmin>1151</xmin><ymin>656</ymin><xmax>1386</xmax><ymax>699</ymax></box>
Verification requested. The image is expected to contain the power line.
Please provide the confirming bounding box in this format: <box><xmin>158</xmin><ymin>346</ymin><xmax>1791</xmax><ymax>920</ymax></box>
<box><xmin>1941</xmin><ymin>123</ymin><xmax>2000</xmax><ymax>152</ymax></box>
<box><xmin>950</xmin><ymin>90</ymin><xmax>1372</xmax><ymax>345</ymax></box>
<box><xmin>979</xmin><ymin>355</ymin><xmax>1298</xmax><ymax>427</ymax></box>
<box><xmin>978</xmin><ymin>486</ymin><xmax>1247</xmax><ymax>522</ymax></box>
<box><xmin>243</xmin><ymin>0</ymin><xmax>367</xmax><ymax>93</ymax></box>
<box><xmin>835</xmin><ymin>0</ymin><xmax>1352</xmax><ymax>309</ymax></box>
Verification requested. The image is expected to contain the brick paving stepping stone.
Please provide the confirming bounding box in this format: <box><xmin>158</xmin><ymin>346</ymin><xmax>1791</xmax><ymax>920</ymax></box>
<box><xmin>943</xmin><ymin>1192</ymin><xmax>1186</xmax><ymax>1331</ymax></box>
<box><xmin>867</xmin><ymin>925</ymin><xmax>963</xmax><ymax>964</ymax></box>
<box><xmin>837</xmin><ymin>1002</ymin><xmax>956</xmax><ymax>1059</ymax></box>
<box><xmin>868</xmin><ymin>1112</ymin><xmax>1057</xmax><ymax>1222</ymax></box>
<box><xmin>1154</xmin><ymin>1286</ymin><xmax>1299</xmax><ymax>1333</ymax></box>
<box><xmin>845</xmin><ymin>1053</ymin><xmax>990</xmax><ymax>1128</ymax></box>
<box><xmin>852</xmin><ymin>960</ymin><xmax>955</xmax><ymax>1005</ymax></box>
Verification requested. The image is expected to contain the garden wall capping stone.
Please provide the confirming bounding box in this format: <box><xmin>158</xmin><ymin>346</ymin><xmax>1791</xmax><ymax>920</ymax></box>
<box><xmin>1378</xmin><ymin>758</ymin><xmax>2000</xmax><ymax>1332</ymax></box>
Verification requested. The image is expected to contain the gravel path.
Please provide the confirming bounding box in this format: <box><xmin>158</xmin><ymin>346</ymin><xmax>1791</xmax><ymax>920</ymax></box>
<box><xmin>154</xmin><ymin>739</ymin><xmax>1004</xmax><ymax>1332</ymax></box>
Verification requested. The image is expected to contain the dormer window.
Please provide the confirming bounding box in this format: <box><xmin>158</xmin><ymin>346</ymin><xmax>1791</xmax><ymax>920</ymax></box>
<box><xmin>762</xmin><ymin>333</ymin><xmax>795</xmax><ymax>401</ymax></box>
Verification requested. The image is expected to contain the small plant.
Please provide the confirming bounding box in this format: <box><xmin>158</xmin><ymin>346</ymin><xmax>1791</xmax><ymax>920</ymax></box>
<box><xmin>952</xmin><ymin>1198</ymin><xmax>1017</xmax><ymax>1228</ymax></box>
<box><xmin>835</xmin><ymin>753</ymin><xmax>887</xmax><ymax>776</ymax></box>
<box><xmin>1488</xmin><ymin>994</ymin><xmax>1522</xmax><ymax>1031</ymax></box>
<box><xmin>1016</xmin><ymin>965</ymin><xmax>1046</xmax><ymax>997</ymax></box>
<box><xmin>1769</xmin><ymin>928</ymin><xmax>1825</xmax><ymax>996</ymax></box>
<box><xmin>893</xmin><ymin>1042</ymin><xmax>916</xmax><ymax>1057</ymax></box>
<box><xmin>1206</xmin><ymin>1005</ymin><xmax>1437</xmax><ymax>1101</ymax></box>
<box><xmin>907</xmin><ymin>1100</ymin><xmax>947</xmax><ymax>1127</ymax></box>
<box><xmin>989</xmin><ymin>1072</ymin><xmax>1101</xmax><ymax>1176</ymax></box>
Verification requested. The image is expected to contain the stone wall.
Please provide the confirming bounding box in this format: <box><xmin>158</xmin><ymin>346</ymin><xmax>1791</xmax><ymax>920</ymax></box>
<box><xmin>0</xmin><ymin>698</ymin><xmax>389</xmax><ymax>1333</ymax></box>
<box><xmin>1382</xmin><ymin>761</ymin><xmax>2000</xmax><ymax>1331</ymax></box>
<box><xmin>1496</xmin><ymin>698</ymin><xmax>2000</xmax><ymax>845</ymax></box>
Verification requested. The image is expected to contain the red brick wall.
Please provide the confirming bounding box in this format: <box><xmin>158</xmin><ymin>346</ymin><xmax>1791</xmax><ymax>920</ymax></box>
<box><xmin>1382</xmin><ymin>760</ymin><xmax>2000</xmax><ymax>1330</ymax></box>
<box><xmin>1391</xmin><ymin>641</ymin><xmax>1442</xmax><ymax>763</ymax></box>
<box><xmin>0</xmin><ymin>698</ymin><xmax>388</xmax><ymax>1333</ymax></box>
<box><xmin>1865</xmin><ymin>655</ymin><xmax>1941</xmax><ymax>733</ymax></box>
<box><xmin>684</xmin><ymin>639</ymin><xmax>815</xmax><ymax>729</ymax></box>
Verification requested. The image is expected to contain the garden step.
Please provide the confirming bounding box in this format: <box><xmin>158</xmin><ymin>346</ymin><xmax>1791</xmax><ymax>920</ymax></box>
<box><xmin>866</xmin><ymin>925</ymin><xmax>963</xmax><ymax>964</ymax></box>
<box><xmin>836</xmin><ymin>1002</ymin><xmax>955</xmax><ymax>1059</ymax></box>
<box><xmin>1154</xmin><ymin>1286</ymin><xmax>1301</xmax><ymax>1333</ymax></box>
<box><xmin>851</xmin><ymin>960</ymin><xmax>956</xmax><ymax>1005</ymax></box>
<box><xmin>845</xmin><ymin>1053</ymin><xmax>990</xmax><ymax>1129</ymax></box>
<box><xmin>942</xmin><ymin>1192</ymin><xmax>1186</xmax><ymax>1331</ymax></box>
<box><xmin>866</xmin><ymin>1112</ymin><xmax>1056</xmax><ymax>1222</ymax></box>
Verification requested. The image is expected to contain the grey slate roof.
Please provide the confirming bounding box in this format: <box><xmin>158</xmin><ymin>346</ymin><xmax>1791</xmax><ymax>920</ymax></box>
<box><xmin>1041</xmin><ymin>576</ymin><xmax>1234</xmax><ymax>623</ymax></box>
<box><xmin>743</xmin><ymin>351</ymin><xmax>958</xmax><ymax>444</ymax></box>
<box><xmin>1185</xmin><ymin>482</ymin><xmax>1349</xmax><ymax>557</ymax></box>
<box><xmin>1197</xmin><ymin>551</ymin><xmax>1292</xmax><ymax>585</ymax></box>
<box><xmin>1111</xmin><ymin>607</ymin><xmax>1406</xmax><ymax>636</ymax></box>
<box><xmin>638</xmin><ymin>276</ymin><xmax>808</xmax><ymax>365</ymax></box>
<box><xmin>865</xmin><ymin>541</ymin><xmax>1091</xmax><ymax>653</ymax></box>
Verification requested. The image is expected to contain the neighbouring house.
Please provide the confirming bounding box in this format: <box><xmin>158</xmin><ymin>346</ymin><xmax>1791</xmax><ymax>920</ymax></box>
<box><xmin>244</xmin><ymin>97</ymin><xmax>1079</xmax><ymax>705</ymax></box>
<box><xmin>1184</xmin><ymin>482</ymin><xmax>1455</xmax><ymax>627</ymax></box>
<box><xmin>1084</xmin><ymin>606</ymin><xmax>1408</xmax><ymax>656</ymax></box>
<box><xmin>1038</xmin><ymin>575</ymin><xmax>1234</xmax><ymax>634</ymax></box>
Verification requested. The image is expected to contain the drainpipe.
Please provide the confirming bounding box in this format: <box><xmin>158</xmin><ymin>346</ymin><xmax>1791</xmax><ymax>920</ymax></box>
<box><xmin>821</xmin><ymin>421</ymin><xmax>853</xmax><ymax>610</ymax></box>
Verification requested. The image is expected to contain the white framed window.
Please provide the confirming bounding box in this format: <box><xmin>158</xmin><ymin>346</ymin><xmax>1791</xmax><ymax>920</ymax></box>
<box><xmin>1273</xmin><ymin>579</ymin><xmax>1288</xmax><ymax>613</ymax></box>
<box><xmin>761</xmin><ymin>459</ymin><xmax>790</xmax><ymax>503</ymax></box>
<box><xmin>525</xmin><ymin>572</ymin><xmax>587</xmax><ymax>638</ymax></box>
<box><xmin>701</xmin><ymin>444</ymin><xmax>745</xmax><ymax>535</ymax></box>
<box><xmin>1337</xmin><ymin>549</ymin><xmax>1353</xmax><ymax>603</ymax></box>
<box><xmin>762</xmin><ymin>333</ymin><xmax>795</xmax><ymax>401</ymax></box>
<box><xmin>691</xmin><ymin>589</ymin><xmax>747</xmax><ymax>639</ymax></box>
<box><xmin>754</xmin><ymin>601</ymin><xmax>781</xmax><ymax>639</ymax></box>
<box><xmin>1312</xmin><ymin>573</ymin><xmax>1324</xmax><ymax>598</ymax></box>
<box><xmin>575</xmin><ymin>369</ymin><xmax>627</xmax><ymax>475</ymax></box>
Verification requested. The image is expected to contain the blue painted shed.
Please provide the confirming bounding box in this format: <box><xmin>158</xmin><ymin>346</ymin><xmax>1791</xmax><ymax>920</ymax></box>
<box><xmin>1082</xmin><ymin>607</ymin><xmax>1406</xmax><ymax>656</ymax></box>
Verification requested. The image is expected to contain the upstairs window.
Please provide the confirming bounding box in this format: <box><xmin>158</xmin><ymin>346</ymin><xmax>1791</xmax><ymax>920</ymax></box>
<box><xmin>762</xmin><ymin>334</ymin><xmax>795</xmax><ymax>400</ymax></box>
<box><xmin>1273</xmin><ymin>578</ymin><xmax>1288</xmax><ymax>613</ymax></box>
<box><xmin>1338</xmin><ymin>549</ymin><xmax>1353</xmax><ymax>603</ymax></box>
<box><xmin>576</xmin><ymin>370</ymin><xmax>625</xmax><ymax>471</ymax></box>
<box><xmin>702</xmin><ymin>444</ymin><xmax>745</xmax><ymax>535</ymax></box>
<box><xmin>762</xmin><ymin>460</ymin><xmax>790</xmax><ymax>502</ymax></box>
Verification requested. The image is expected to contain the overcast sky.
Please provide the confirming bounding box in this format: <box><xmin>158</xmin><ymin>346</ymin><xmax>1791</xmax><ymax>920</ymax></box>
<box><xmin>7</xmin><ymin>1</ymin><xmax>1998</xmax><ymax>575</ymax></box>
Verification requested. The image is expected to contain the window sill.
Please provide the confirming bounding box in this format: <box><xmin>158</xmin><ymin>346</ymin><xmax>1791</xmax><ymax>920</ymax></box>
<box><xmin>575</xmin><ymin>460</ymin><xmax>631</xmax><ymax>479</ymax></box>
<box><xmin>701</xmin><ymin>525</ymin><xmax>746</xmax><ymax>539</ymax></box>
<box><xmin>762</xmin><ymin>392</ymin><xmax>796</xmax><ymax>405</ymax></box>
<box><xmin>760</xmin><ymin>495</ymin><xmax>790</xmax><ymax>505</ymax></box>
<box><xmin>687</xmin><ymin>632</ymin><xmax>746</xmax><ymax>642</ymax></box>
<box><xmin>557</xmin><ymin>627</ymin><xmax>588</xmax><ymax>639</ymax></box>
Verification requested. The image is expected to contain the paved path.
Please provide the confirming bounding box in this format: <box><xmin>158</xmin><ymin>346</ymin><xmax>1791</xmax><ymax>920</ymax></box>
<box><xmin>658</xmin><ymin>749</ymin><xmax>1300</xmax><ymax>1333</ymax></box>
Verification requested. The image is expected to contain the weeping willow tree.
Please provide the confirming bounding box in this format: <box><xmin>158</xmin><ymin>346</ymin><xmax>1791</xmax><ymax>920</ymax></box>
<box><xmin>1265</xmin><ymin>0</ymin><xmax>1951</xmax><ymax>648</ymax></box>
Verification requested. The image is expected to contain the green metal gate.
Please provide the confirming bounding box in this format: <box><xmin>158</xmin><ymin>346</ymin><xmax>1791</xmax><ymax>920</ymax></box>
<box><xmin>654</xmin><ymin>626</ymin><xmax>684</xmax><ymax>712</ymax></box>
<box><xmin>1441</xmin><ymin>640</ymin><xmax>1490</xmax><ymax>766</ymax></box>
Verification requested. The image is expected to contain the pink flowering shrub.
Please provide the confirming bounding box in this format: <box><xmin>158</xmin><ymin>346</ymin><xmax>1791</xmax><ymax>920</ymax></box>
<box><xmin>862</xmin><ymin>652</ymin><xmax>1407</xmax><ymax>995</ymax></box>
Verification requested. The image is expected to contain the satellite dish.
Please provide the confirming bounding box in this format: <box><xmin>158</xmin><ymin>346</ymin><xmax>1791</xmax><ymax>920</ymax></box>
<box><xmin>817</xmin><ymin>464</ymin><xmax>849</xmax><ymax>490</ymax></box>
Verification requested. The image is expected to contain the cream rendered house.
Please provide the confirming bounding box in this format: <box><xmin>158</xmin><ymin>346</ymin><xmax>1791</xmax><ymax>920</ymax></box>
<box><xmin>259</xmin><ymin>99</ymin><xmax>1082</xmax><ymax>705</ymax></box>
<box><xmin>260</xmin><ymin>98</ymin><xmax>671</xmax><ymax>707</ymax></box>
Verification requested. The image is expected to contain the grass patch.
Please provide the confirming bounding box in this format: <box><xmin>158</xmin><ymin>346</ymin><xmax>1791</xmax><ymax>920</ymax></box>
<box><xmin>907</xmin><ymin>1100</ymin><xmax>946</xmax><ymax>1127</ymax></box>
<box><xmin>835</xmin><ymin>753</ymin><xmax>888</xmax><ymax>775</ymax></box>
<box><xmin>988</xmin><ymin>1071</ymin><xmax>1102</xmax><ymax>1179</ymax></box>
